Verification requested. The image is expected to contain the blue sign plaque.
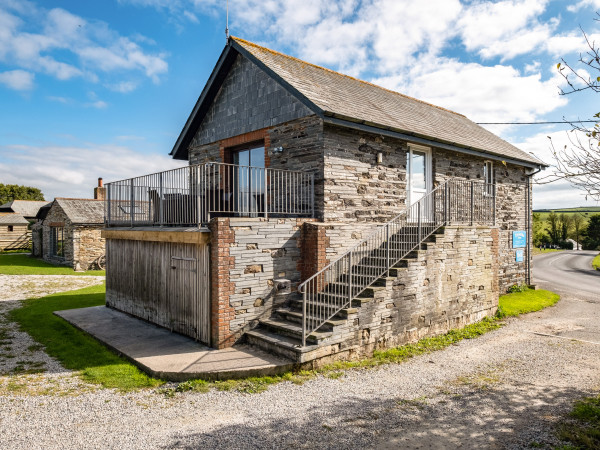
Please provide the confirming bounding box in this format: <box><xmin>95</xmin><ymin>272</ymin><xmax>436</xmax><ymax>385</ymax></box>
<box><xmin>512</xmin><ymin>231</ymin><xmax>527</xmax><ymax>248</ymax></box>
<box><xmin>515</xmin><ymin>249</ymin><xmax>524</xmax><ymax>262</ymax></box>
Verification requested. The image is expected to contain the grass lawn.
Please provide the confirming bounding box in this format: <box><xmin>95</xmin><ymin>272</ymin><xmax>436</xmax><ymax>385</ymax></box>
<box><xmin>9</xmin><ymin>284</ymin><xmax>161</xmax><ymax>391</ymax></box>
<box><xmin>7</xmin><ymin>282</ymin><xmax>560</xmax><ymax>394</ymax></box>
<box><xmin>532</xmin><ymin>247</ymin><xmax>562</xmax><ymax>256</ymax></box>
<box><xmin>0</xmin><ymin>253</ymin><xmax>104</xmax><ymax>276</ymax></box>
<box><xmin>593</xmin><ymin>254</ymin><xmax>600</xmax><ymax>271</ymax></box>
<box><xmin>558</xmin><ymin>394</ymin><xmax>600</xmax><ymax>448</ymax></box>
<box><xmin>496</xmin><ymin>289</ymin><xmax>560</xmax><ymax>317</ymax></box>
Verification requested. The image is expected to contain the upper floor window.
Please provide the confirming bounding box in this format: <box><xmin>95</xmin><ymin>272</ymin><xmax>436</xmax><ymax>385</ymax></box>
<box><xmin>7</xmin><ymin>225</ymin><xmax>13</xmax><ymax>232</ymax></box>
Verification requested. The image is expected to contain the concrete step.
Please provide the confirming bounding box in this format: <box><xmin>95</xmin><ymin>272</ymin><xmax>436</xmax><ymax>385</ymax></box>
<box><xmin>275</xmin><ymin>308</ymin><xmax>349</xmax><ymax>328</ymax></box>
<box><xmin>245</xmin><ymin>328</ymin><xmax>338</xmax><ymax>364</ymax></box>
<box><xmin>259</xmin><ymin>317</ymin><xmax>333</xmax><ymax>344</ymax></box>
<box><xmin>288</xmin><ymin>298</ymin><xmax>359</xmax><ymax>318</ymax></box>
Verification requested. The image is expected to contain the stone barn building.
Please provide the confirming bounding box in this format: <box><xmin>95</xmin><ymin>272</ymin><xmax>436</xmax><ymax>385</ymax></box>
<box><xmin>39</xmin><ymin>198</ymin><xmax>105</xmax><ymax>271</ymax></box>
<box><xmin>102</xmin><ymin>37</ymin><xmax>546</xmax><ymax>365</ymax></box>
<box><xmin>0</xmin><ymin>213</ymin><xmax>31</xmax><ymax>251</ymax></box>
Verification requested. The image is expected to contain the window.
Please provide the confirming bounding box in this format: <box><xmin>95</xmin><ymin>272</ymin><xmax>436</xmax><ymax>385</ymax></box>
<box><xmin>7</xmin><ymin>225</ymin><xmax>13</xmax><ymax>232</ymax></box>
<box><xmin>484</xmin><ymin>161</ymin><xmax>494</xmax><ymax>195</ymax></box>
<box><xmin>50</xmin><ymin>227</ymin><xmax>64</xmax><ymax>258</ymax></box>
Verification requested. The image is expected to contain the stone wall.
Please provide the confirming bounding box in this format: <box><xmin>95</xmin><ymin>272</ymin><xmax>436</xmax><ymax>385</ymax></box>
<box><xmin>72</xmin><ymin>227</ymin><xmax>105</xmax><ymax>271</ymax></box>
<box><xmin>434</xmin><ymin>149</ymin><xmax>529</xmax><ymax>292</ymax></box>
<box><xmin>210</xmin><ymin>217</ymin><xmax>315</xmax><ymax>347</ymax></box>
<box><xmin>190</xmin><ymin>54</ymin><xmax>312</xmax><ymax>148</ymax></box>
<box><xmin>318</xmin><ymin>124</ymin><xmax>528</xmax><ymax>291</ymax></box>
<box><xmin>304</xmin><ymin>226</ymin><xmax>500</xmax><ymax>363</ymax></box>
<box><xmin>322</xmin><ymin>124</ymin><xmax>408</xmax><ymax>223</ymax></box>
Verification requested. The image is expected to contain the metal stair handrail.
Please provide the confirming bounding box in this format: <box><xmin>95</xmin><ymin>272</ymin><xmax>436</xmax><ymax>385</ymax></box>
<box><xmin>297</xmin><ymin>179</ymin><xmax>496</xmax><ymax>347</ymax></box>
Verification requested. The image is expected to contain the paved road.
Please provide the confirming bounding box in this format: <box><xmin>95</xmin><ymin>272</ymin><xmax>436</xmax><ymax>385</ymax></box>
<box><xmin>533</xmin><ymin>250</ymin><xmax>600</xmax><ymax>299</ymax></box>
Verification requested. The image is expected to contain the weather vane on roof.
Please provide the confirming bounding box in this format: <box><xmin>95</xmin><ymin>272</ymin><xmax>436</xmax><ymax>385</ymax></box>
<box><xmin>225</xmin><ymin>0</ymin><xmax>229</xmax><ymax>40</ymax></box>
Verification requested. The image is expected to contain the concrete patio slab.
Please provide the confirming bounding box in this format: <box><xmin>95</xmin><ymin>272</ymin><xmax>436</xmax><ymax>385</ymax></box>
<box><xmin>55</xmin><ymin>306</ymin><xmax>295</xmax><ymax>381</ymax></box>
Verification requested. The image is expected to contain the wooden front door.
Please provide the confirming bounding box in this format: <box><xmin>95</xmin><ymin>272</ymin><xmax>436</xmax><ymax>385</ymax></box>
<box><xmin>167</xmin><ymin>243</ymin><xmax>210</xmax><ymax>344</ymax></box>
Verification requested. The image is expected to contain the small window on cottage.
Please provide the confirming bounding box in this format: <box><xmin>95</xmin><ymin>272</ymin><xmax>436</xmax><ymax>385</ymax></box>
<box><xmin>7</xmin><ymin>225</ymin><xmax>13</xmax><ymax>232</ymax></box>
<box><xmin>50</xmin><ymin>227</ymin><xmax>64</xmax><ymax>258</ymax></box>
<box><xmin>484</xmin><ymin>161</ymin><xmax>494</xmax><ymax>195</ymax></box>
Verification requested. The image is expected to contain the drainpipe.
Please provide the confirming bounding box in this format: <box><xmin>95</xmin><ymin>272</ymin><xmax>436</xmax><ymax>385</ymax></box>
<box><xmin>525</xmin><ymin>165</ymin><xmax>543</xmax><ymax>285</ymax></box>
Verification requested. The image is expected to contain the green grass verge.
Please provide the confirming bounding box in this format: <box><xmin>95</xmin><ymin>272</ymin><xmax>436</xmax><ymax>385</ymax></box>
<box><xmin>0</xmin><ymin>254</ymin><xmax>104</xmax><ymax>276</ymax></box>
<box><xmin>593</xmin><ymin>254</ymin><xmax>600</xmax><ymax>271</ymax></box>
<box><xmin>496</xmin><ymin>289</ymin><xmax>560</xmax><ymax>318</ymax></box>
<box><xmin>8</xmin><ymin>284</ymin><xmax>161</xmax><ymax>391</ymax></box>
<box><xmin>558</xmin><ymin>394</ymin><xmax>600</xmax><ymax>448</ymax></box>
<box><xmin>532</xmin><ymin>248</ymin><xmax>562</xmax><ymax>256</ymax></box>
<box><xmin>7</xmin><ymin>282</ymin><xmax>560</xmax><ymax>395</ymax></box>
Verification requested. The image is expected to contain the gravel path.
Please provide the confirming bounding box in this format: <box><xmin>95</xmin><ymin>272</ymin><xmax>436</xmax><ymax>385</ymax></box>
<box><xmin>0</xmin><ymin>275</ymin><xmax>599</xmax><ymax>449</ymax></box>
<box><xmin>0</xmin><ymin>275</ymin><xmax>105</xmax><ymax>392</ymax></box>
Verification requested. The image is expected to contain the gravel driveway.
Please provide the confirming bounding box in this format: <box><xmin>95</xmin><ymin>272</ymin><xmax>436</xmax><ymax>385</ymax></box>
<box><xmin>0</xmin><ymin>268</ymin><xmax>599</xmax><ymax>449</ymax></box>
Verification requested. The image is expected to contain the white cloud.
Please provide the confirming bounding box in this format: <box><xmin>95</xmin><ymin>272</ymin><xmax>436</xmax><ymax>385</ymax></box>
<box><xmin>567</xmin><ymin>0</ymin><xmax>600</xmax><ymax>12</ymax></box>
<box><xmin>0</xmin><ymin>4</ymin><xmax>168</xmax><ymax>89</ymax></box>
<box><xmin>515</xmin><ymin>130</ymin><xmax>600</xmax><ymax>209</ymax></box>
<box><xmin>107</xmin><ymin>81</ymin><xmax>138</xmax><ymax>93</ymax></box>
<box><xmin>0</xmin><ymin>142</ymin><xmax>186</xmax><ymax>200</ymax></box>
<box><xmin>457</xmin><ymin>0</ymin><xmax>553</xmax><ymax>61</ymax></box>
<box><xmin>87</xmin><ymin>100</ymin><xmax>108</xmax><ymax>109</ymax></box>
<box><xmin>372</xmin><ymin>59</ymin><xmax>566</xmax><ymax>134</ymax></box>
<box><xmin>0</xmin><ymin>69</ymin><xmax>34</xmax><ymax>90</ymax></box>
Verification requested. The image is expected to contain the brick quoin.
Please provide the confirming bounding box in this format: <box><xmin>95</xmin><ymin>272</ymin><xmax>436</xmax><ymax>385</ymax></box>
<box><xmin>299</xmin><ymin>223</ymin><xmax>331</xmax><ymax>286</ymax></box>
<box><xmin>210</xmin><ymin>218</ymin><xmax>236</xmax><ymax>349</ymax></box>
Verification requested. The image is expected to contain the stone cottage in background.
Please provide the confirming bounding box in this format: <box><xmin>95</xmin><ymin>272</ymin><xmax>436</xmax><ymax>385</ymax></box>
<box><xmin>33</xmin><ymin>179</ymin><xmax>106</xmax><ymax>270</ymax></box>
<box><xmin>102</xmin><ymin>37</ymin><xmax>546</xmax><ymax>365</ymax></box>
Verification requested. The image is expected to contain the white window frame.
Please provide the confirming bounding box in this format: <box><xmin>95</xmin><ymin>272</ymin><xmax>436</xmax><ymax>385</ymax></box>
<box><xmin>484</xmin><ymin>160</ymin><xmax>494</xmax><ymax>196</ymax></box>
<box><xmin>407</xmin><ymin>143</ymin><xmax>432</xmax><ymax>206</ymax></box>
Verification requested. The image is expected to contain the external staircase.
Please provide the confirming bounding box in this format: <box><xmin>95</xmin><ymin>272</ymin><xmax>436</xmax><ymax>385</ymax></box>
<box><xmin>246</xmin><ymin>179</ymin><xmax>496</xmax><ymax>363</ymax></box>
<box><xmin>245</xmin><ymin>228</ymin><xmax>445</xmax><ymax>362</ymax></box>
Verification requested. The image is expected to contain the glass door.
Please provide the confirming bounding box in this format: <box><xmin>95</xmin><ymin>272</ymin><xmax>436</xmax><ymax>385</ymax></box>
<box><xmin>233</xmin><ymin>145</ymin><xmax>265</xmax><ymax>216</ymax></box>
<box><xmin>407</xmin><ymin>145</ymin><xmax>432</xmax><ymax>221</ymax></box>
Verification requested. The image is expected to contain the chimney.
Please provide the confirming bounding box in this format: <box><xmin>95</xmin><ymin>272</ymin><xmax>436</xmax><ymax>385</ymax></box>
<box><xmin>94</xmin><ymin>177</ymin><xmax>106</xmax><ymax>200</ymax></box>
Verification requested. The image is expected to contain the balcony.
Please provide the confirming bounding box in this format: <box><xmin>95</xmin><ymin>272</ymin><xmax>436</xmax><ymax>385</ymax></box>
<box><xmin>105</xmin><ymin>162</ymin><xmax>315</xmax><ymax>227</ymax></box>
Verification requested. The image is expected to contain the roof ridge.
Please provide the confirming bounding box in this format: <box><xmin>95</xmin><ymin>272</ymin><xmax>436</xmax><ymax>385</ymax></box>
<box><xmin>230</xmin><ymin>36</ymin><xmax>466</xmax><ymax>118</ymax></box>
<box><xmin>55</xmin><ymin>197</ymin><xmax>102</xmax><ymax>201</ymax></box>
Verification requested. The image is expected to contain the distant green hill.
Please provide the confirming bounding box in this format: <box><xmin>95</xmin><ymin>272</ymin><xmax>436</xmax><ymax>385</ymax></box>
<box><xmin>533</xmin><ymin>207</ymin><xmax>600</xmax><ymax>213</ymax></box>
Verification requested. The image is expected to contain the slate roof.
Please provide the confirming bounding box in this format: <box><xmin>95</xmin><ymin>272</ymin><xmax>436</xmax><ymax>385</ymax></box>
<box><xmin>0</xmin><ymin>213</ymin><xmax>30</xmax><ymax>225</ymax></box>
<box><xmin>54</xmin><ymin>198</ymin><xmax>104</xmax><ymax>224</ymax></box>
<box><xmin>171</xmin><ymin>37</ymin><xmax>545</xmax><ymax>167</ymax></box>
<box><xmin>0</xmin><ymin>200</ymin><xmax>49</xmax><ymax>218</ymax></box>
<box><xmin>232</xmin><ymin>37</ymin><xmax>543</xmax><ymax>166</ymax></box>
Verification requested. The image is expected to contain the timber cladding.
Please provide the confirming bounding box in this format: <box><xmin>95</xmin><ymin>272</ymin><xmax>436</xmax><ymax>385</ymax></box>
<box><xmin>105</xmin><ymin>238</ymin><xmax>210</xmax><ymax>344</ymax></box>
<box><xmin>0</xmin><ymin>224</ymin><xmax>30</xmax><ymax>251</ymax></box>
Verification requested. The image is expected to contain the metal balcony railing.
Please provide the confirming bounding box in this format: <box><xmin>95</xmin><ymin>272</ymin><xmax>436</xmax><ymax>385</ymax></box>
<box><xmin>105</xmin><ymin>162</ymin><xmax>315</xmax><ymax>227</ymax></box>
<box><xmin>297</xmin><ymin>179</ymin><xmax>496</xmax><ymax>347</ymax></box>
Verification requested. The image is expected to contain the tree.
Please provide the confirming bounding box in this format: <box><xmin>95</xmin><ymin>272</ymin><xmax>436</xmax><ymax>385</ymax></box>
<box><xmin>538</xmin><ymin>23</ymin><xmax>600</xmax><ymax>199</ymax></box>
<box><xmin>559</xmin><ymin>213</ymin><xmax>573</xmax><ymax>241</ymax></box>
<box><xmin>582</xmin><ymin>214</ymin><xmax>600</xmax><ymax>250</ymax></box>
<box><xmin>0</xmin><ymin>184</ymin><xmax>45</xmax><ymax>205</ymax></box>
<box><xmin>572</xmin><ymin>213</ymin><xmax>586</xmax><ymax>250</ymax></box>
<box><xmin>532</xmin><ymin>212</ymin><xmax>546</xmax><ymax>247</ymax></box>
<box><xmin>546</xmin><ymin>211</ymin><xmax>561</xmax><ymax>244</ymax></box>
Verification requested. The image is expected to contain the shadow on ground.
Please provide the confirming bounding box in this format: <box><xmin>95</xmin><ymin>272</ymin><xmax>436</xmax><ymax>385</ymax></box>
<box><xmin>161</xmin><ymin>379</ymin><xmax>589</xmax><ymax>449</ymax></box>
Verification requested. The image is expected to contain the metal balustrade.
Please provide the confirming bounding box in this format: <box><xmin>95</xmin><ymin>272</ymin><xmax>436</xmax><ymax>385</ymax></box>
<box><xmin>104</xmin><ymin>162</ymin><xmax>315</xmax><ymax>227</ymax></box>
<box><xmin>297</xmin><ymin>179</ymin><xmax>496</xmax><ymax>347</ymax></box>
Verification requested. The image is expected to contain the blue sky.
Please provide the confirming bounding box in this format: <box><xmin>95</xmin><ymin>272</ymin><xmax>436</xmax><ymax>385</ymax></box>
<box><xmin>1</xmin><ymin>0</ymin><xmax>600</xmax><ymax>208</ymax></box>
